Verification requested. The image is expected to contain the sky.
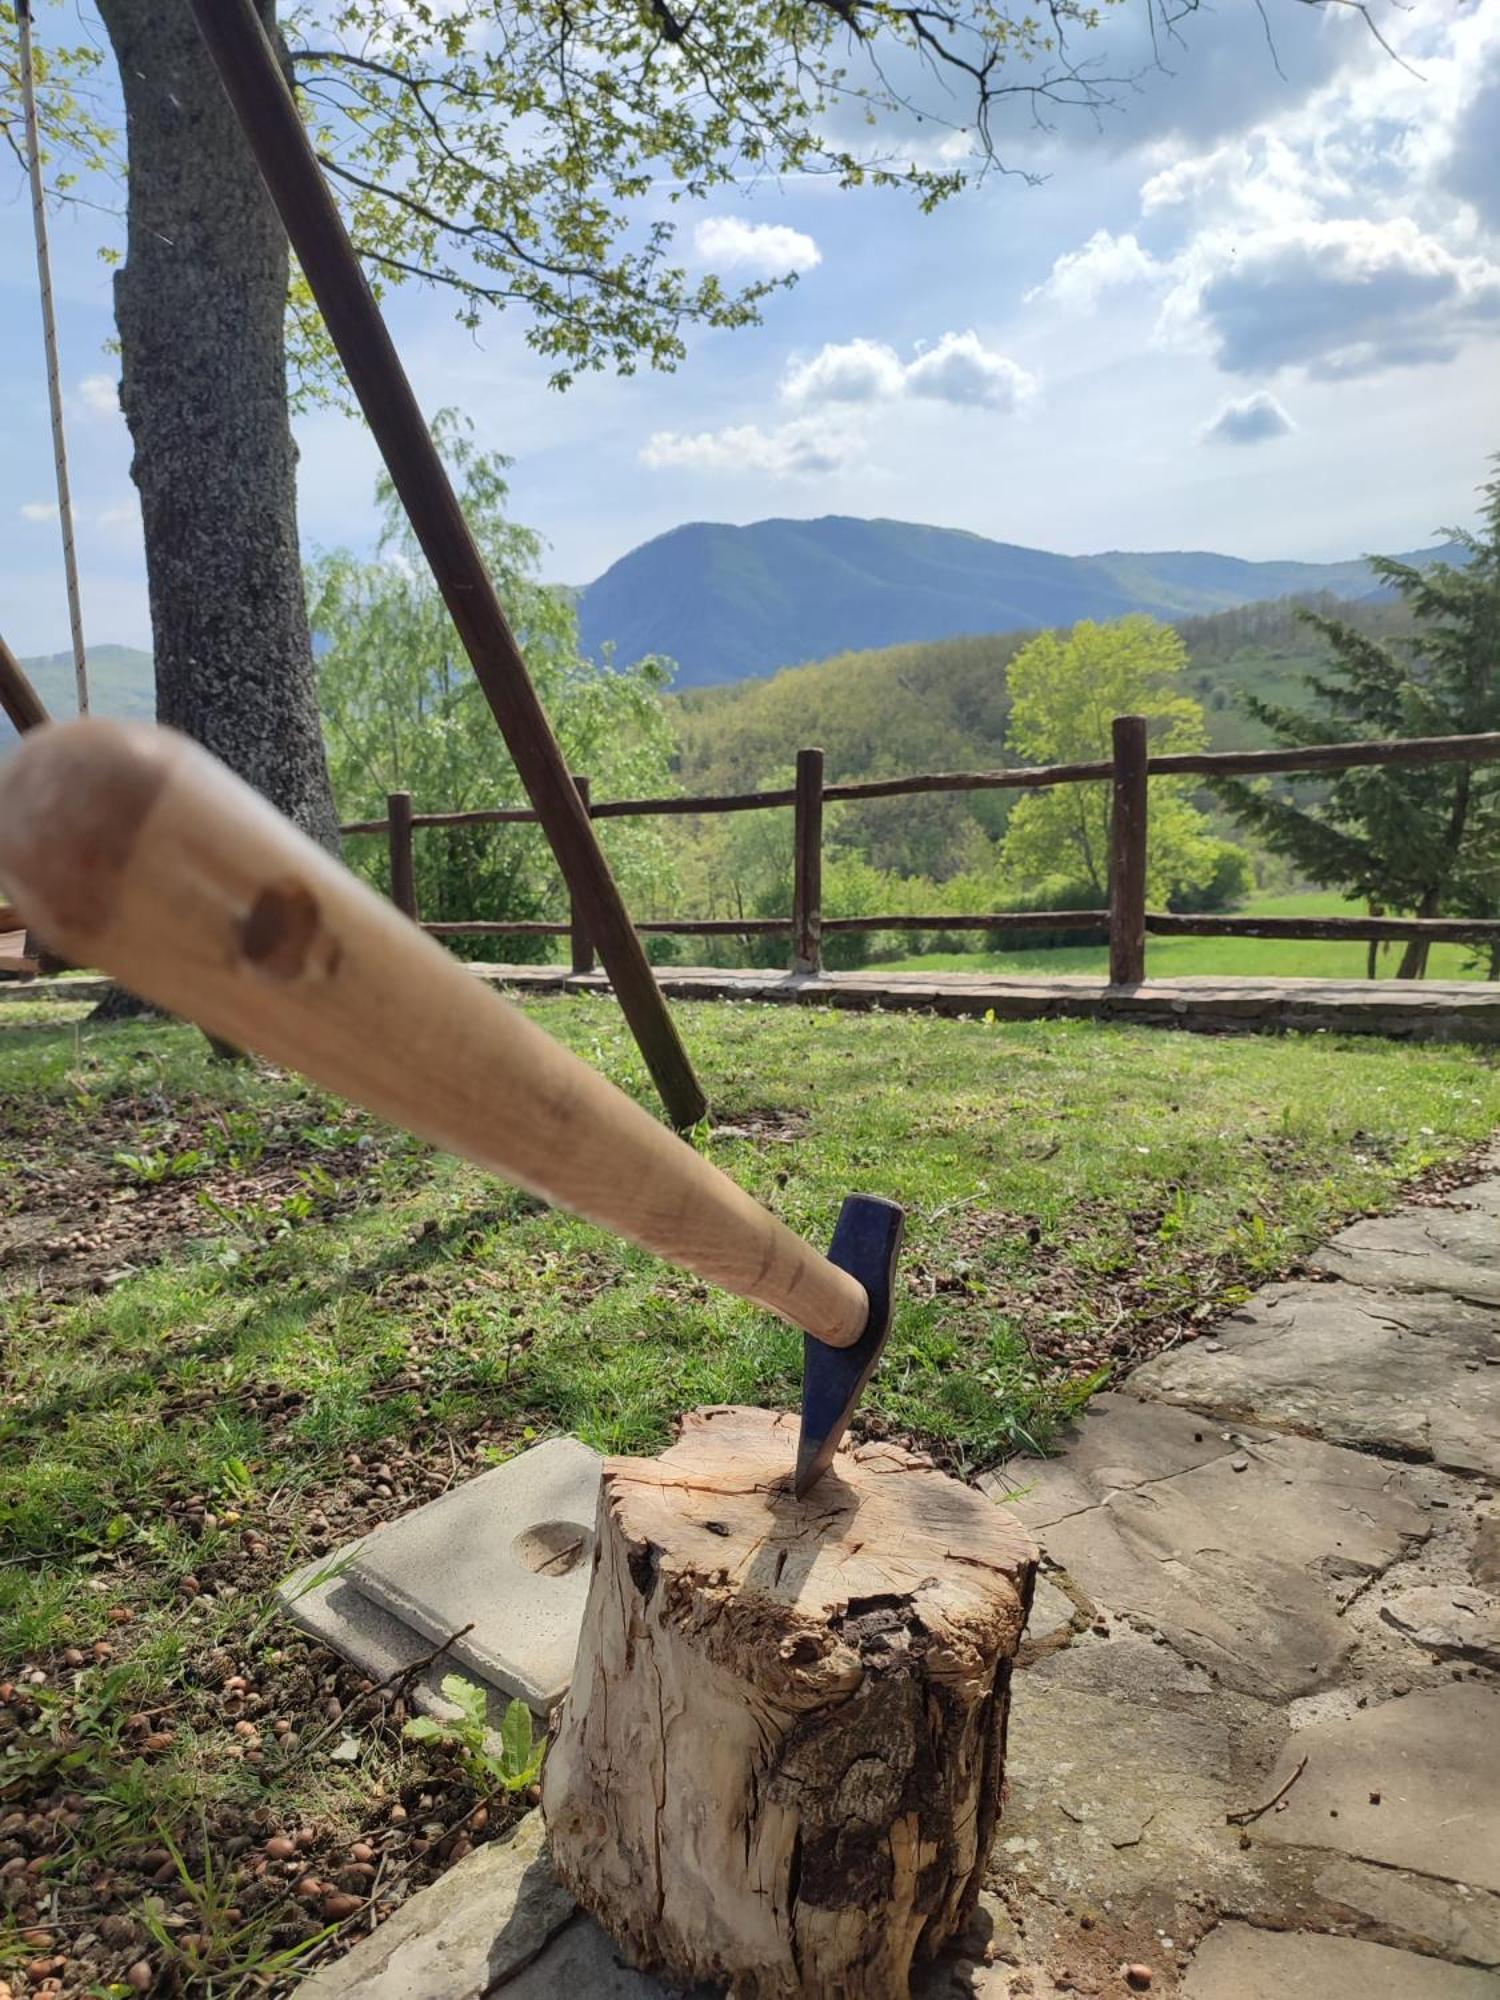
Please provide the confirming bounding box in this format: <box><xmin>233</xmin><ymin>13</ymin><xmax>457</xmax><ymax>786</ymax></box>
<box><xmin>2</xmin><ymin>0</ymin><xmax>1499</xmax><ymax>657</ymax></box>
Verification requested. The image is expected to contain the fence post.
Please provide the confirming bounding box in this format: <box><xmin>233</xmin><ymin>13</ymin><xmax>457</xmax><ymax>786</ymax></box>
<box><xmin>569</xmin><ymin>776</ymin><xmax>595</xmax><ymax>975</ymax></box>
<box><xmin>1109</xmin><ymin>715</ymin><xmax>1149</xmax><ymax>986</ymax></box>
<box><xmin>792</xmin><ymin>747</ymin><xmax>825</xmax><ymax>975</ymax></box>
<box><xmin>387</xmin><ymin>790</ymin><xmax>418</xmax><ymax>922</ymax></box>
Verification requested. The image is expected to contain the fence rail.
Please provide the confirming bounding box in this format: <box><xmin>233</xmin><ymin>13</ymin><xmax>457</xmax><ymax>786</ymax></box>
<box><xmin>344</xmin><ymin>722</ymin><xmax>1500</xmax><ymax>983</ymax></box>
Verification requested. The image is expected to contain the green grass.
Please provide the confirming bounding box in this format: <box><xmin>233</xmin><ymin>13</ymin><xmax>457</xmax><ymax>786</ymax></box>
<box><xmin>878</xmin><ymin>890</ymin><xmax>1491</xmax><ymax>982</ymax></box>
<box><xmin>1</xmin><ymin>998</ymin><xmax>1498</xmax><ymax>1988</ymax></box>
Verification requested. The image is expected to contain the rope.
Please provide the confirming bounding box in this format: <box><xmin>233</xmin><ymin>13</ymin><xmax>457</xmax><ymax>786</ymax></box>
<box><xmin>17</xmin><ymin>0</ymin><xmax>89</xmax><ymax>715</ymax></box>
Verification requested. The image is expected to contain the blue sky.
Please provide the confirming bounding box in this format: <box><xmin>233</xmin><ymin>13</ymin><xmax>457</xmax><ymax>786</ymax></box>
<box><xmin>3</xmin><ymin>0</ymin><xmax>1499</xmax><ymax>657</ymax></box>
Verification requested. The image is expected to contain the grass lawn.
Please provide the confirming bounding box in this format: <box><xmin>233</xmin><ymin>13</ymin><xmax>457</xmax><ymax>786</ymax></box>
<box><xmin>877</xmin><ymin>890</ymin><xmax>1492</xmax><ymax>982</ymax></box>
<box><xmin>2</xmin><ymin>995</ymin><xmax>1499</xmax><ymax>1994</ymax></box>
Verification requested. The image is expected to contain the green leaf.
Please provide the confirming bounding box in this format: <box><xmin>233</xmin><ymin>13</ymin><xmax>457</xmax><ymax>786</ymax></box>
<box><xmin>439</xmin><ymin>1674</ymin><xmax>489</xmax><ymax>1731</ymax></box>
<box><xmin>402</xmin><ymin>1716</ymin><xmax>444</xmax><ymax>1743</ymax></box>
<box><xmin>498</xmin><ymin>1698</ymin><xmax>534</xmax><ymax>1781</ymax></box>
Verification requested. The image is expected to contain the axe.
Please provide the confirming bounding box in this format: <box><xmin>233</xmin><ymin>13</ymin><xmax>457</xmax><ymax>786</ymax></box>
<box><xmin>0</xmin><ymin>720</ymin><xmax>903</xmax><ymax>1495</ymax></box>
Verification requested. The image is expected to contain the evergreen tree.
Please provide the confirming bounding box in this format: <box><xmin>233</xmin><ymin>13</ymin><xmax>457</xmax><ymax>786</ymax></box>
<box><xmin>1215</xmin><ymin>467</ymin><xmax>1500</xmax><ymax>979</ymax></box>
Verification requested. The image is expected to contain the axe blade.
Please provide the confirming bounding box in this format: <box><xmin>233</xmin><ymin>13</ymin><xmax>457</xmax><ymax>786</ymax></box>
<box><xmin>794</xmin><ymin>1194</ymin><xmax>906</xmax><ymax>1497</ymax></box>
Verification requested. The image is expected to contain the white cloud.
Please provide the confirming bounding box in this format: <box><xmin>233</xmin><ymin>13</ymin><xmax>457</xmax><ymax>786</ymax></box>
<box><xmin>783</xmin><ymin>337</ymin><xmax>904</xmax><ymax>404</ymax></box>
<box><xmin>1167</xmin><ymin>218</ymin><xmax>1500</xmax><ymax>379</ymax></box>
<box><xmin>784</xmin><ymin>331</ymin><xmax>1033</xmax><ymax>411</ymax></box>
<box><xmin>19</xmin><ymin>502</ymin><xmax>58</xmax><ymax>523</ymax></box>
<box><xmin>1202</xmin><ymin>392</ymin><xmax>1295</xmax><ymax>446</ymax></box>
<box><xmin>904</xmin><ymin>331</ymin><xmax>1036</xmax><ymax>411</ymax></box>
<box><xmin>1025</xmin><ymin>231</ymin><xmax>1161</xmax><ymax>309</ymax></box>
<box><xmin>640</xmin><ymin>417</ymin><xmax>853</xmax><ymax>477</ymax></box>
<box><xmin>1033</xmin><ymin>5</ymin><xmax>1500</xmax><ymax>386</ymax></box>
<box><xmin>692</xmin><ymin>216</ymin><xmax>822</xmax><ymax>276</ymax></box>
<box><xmin>77</xmin><ymin>374</ymin><xmax>119</xmax><ymax>416</ymax></box>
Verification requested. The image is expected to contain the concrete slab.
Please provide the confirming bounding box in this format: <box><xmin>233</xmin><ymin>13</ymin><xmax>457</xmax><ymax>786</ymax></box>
<box><xmin>350</xmin><ymin>1438</ymin><xmax>602</xmax><ymax>1713</ymax></box>
<box><xmin>277</xmin><ymin>1557</ymin><xmax>519</xmax><ymax>1732</ymax></box>
<box><xmin>991</xmin><ymin>1396</ymin><xmax>1437</xmax><ymax>1700</ymax></box>
<box><xmin>1251</xmin><ymin>1684</ymin><xmax>1500</xmax><ymax>1893</ymax></box>
<box><xmin>1313</xmin><ymin>1189</ymin><xmax>1500</xmax><ymax>1307</ymax></box>
<box><xmin>1133</xmin><ymin>1283</ymin><xmax>1500</xmax><ymax>1478</ymax></box>
<box><xmin>1182</xmin><ymin>1923</ymin><xmax>1498</xmax><ymax>1999</ymax></box>
<box><xmin>297</xmin><ymin>1811</ymin><xmax>575</xmax><ymax>2000</ymax></box>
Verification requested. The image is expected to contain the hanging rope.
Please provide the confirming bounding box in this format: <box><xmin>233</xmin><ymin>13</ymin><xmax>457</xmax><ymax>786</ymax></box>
<box><xmin>17</xmin><ymin>0</ymin><xmax>88</xmax><ymax>715</ymax></box>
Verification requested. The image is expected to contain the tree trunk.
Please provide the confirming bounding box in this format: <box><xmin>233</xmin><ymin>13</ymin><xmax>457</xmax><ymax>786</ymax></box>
<box><xmin>544</xmin><ymin>1406</ymin><xmax>1036</xmax><ymax>1999</ymax></box>
<box><xmin>96</xmin><ymin>0</ymin><xmax>339</xmax><ymax>853</ymax></box>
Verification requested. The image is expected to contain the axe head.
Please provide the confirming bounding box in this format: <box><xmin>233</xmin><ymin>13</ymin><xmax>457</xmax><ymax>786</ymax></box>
<box><xmin>794</xmin><ymin>1193</ymin><xmax>906</xmax><ymax>1497</ymax></box>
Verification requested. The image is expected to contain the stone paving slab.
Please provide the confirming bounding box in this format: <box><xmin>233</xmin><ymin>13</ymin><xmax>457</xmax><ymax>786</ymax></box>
<box><xmin>465</xmin><ymin>963</ymin><xmax>1500</xmax><ymax>1041</ymax></box>
<box><xmin>298</xmin><ymin>1812</ymin><xmax>574</xmax><ymax>2000</ymax></box>
<box><xmin>1313</xmin><ymin>1183</ymin><xmax>1500</xmax><ymax>1306</ymax></box>
<box><xmin>1133</xmin><ymin>1281</ymin><xmax>1500</xmax><ymax>1478</ymax></box>
<box><xmin>1250</xmin><ymin>1683</ymin><xmax>1500</xmax><ymax>1893</ymax></box>
<box><xmin>1310</xmin><ymin>1856</ymin><xmax>1500</xmax><ymax>1970</ymax></box>
<box><xmin>349</xmin><ymin>1438</ymin><xmax>602</xmax><ymax>1713</ymax></box>
<box><xmin>291</xmin><ymin>1163</ymin><xmax>1500</xmax><ymax>1999</ymax></box>
<box><xmin>1181</xmin><ymin>1923</ymin><xmax>1499</xmax><ymax>1999</ymax></box>
<box><xmin>985</xmin><ymin>1394</ymin><xmax>1441</xmax><ymax>1700</ymax></box>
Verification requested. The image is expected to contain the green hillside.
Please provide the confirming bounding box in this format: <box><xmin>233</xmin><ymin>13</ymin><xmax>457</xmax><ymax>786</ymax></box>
<box><xmin>4</xmin><ymin>647</ymin><xmax>154</xmax><ymax>741</ymax></box>
<box><xmin>579</xmin><ymin>514</ymin><xmax>1455</xmax><ymax>686</ymax></box>
<box><xmin>673</xmin><ymin>593</ymin><xmax>1413</xmax><ymax>787</ymax></box>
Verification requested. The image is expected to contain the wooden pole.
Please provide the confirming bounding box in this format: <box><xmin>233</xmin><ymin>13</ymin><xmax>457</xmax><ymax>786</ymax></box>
<box><xmin>1109</xmin><ymin>714</ymin><xmax>1149</xmax><ymax>987</ymax></box>
<box><xmin>0</xmin><ymin>633</ymin><xmax>54</xmax><ymax>976</ymax></box>
<box><xmin>387</xmin><ymin>790</ymin><xmax>417</xmax><ymax>922</ymax></box>
<box><xmin>569</xmin><ymin>775</ymin><xmax>596</xmax><ymax>975</ymax></box>
<box><xmin>792</xmin><ymin>746</ymin><xmax>824</xmax><ymax>975</ymax></box>
<box><xmin>16</xmin><ymin>0</ymin><xmax>88</xmax><ymax>715</ymax></box>
<box><xmin>0</xmin><ymin>633</ymin><xmax>50</xmax><ymax>735</ymax></box>
<box><xmin>186</xmin><ymin>0</ymin><xmax>706</xmax><ymax>1132</ymax></box>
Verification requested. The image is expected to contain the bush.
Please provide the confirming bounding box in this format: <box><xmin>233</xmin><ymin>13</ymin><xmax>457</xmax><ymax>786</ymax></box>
<box><xmin>1170</xmin><ymin>839</ymin><xmax>1253</xmax><ymax>913</ymax></box>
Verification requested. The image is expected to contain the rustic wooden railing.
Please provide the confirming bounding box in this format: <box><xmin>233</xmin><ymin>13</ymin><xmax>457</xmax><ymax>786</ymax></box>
<box><xmin>340</xmin><ymin>720</ymin><xmax>1500</xmax><ymax>984</ymax></box>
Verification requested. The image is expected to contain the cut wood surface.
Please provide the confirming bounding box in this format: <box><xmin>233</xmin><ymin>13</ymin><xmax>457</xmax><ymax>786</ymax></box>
<box><xmin>544</xmin><ymin>1405</ymin><xmax>1037</xmax><ymax>1999</ymax></box>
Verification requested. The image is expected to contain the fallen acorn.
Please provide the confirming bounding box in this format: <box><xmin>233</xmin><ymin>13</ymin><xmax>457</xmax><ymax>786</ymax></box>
<box><xmin>322</xmin><ymin>1891</ymin><xmax>363</xmax><ymax>1922</ymax></box>
<box><xmin>265</xmin><ymin>1836</ymin><xmax>297</xmax><ymax>1861</ymax></box>
<box><xmin>126</xmin><ymin>1965</ymin><xmax>154</xmax><ymax>1994</ymax></box>
<box><xmin>294</xmin><ymin>1876</ymin><xmax>324</xmax><ymax>1901</ymax></box>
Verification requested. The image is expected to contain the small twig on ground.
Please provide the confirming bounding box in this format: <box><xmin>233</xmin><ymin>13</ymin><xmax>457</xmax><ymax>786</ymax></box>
<box><xmin>1226</xmin><ymin>1754</ymin><xmax>1308</xmax><ymax>1825</ymax></box>
<box><xmin>297</xmin><ymin>1621</ymin><xmax>476</xmax><ymax>1761</ymax></box>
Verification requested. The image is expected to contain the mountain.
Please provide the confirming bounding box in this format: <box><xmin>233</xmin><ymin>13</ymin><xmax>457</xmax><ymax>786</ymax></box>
<box><xmin>577</xmin><ymin>517</ymin><xmax>1463</xmax><ymax>688</ymax></box>
<box><xmin>2</xmin><ymin>646</ymin><xmax>155</xmax><ymax>743</ymax></box>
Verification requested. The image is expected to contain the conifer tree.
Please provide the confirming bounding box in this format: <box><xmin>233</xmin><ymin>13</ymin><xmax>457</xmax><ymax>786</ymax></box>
<box><xmin>1215</xmin><ymin>468</ymin><xmax>1500</xmax><ymax>979</ymax></box>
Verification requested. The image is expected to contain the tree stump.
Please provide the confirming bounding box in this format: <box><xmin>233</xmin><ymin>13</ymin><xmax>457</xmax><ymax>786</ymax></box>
<box><xmin>543</xmin><ymin>1406</ymin><xmax>1037</xmax><ymax>1998</ymax></box>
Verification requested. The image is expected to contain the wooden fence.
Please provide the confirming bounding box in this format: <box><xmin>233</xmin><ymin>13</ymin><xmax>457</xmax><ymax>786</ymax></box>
<box><xmin>341</xmin><ymin>719</ymin><xmax>1500</xmax><ymax>984</ymax></box>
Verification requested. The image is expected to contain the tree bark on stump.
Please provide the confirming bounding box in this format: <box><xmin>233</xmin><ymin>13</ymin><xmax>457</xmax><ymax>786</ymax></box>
<box><xmin>543</xmin><ymin>1406</ymin><xmax>1036</xmax><ymax>1999</ymax></box>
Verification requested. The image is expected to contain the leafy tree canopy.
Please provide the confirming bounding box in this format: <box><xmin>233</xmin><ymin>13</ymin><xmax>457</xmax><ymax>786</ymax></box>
<box><xmin>998</xmin><ymin>615</ymin><xmax>1229</xmax><ymax>906</ymax></box>
<box><xmin>313</xmin><ymin>413</ymin><xmax>678</xmax><ymax>950</ymax></box>
<box><xmin>6</xmin><ymin>0</ymin><xmax>1163</xmax><ymax>400</ymax></box>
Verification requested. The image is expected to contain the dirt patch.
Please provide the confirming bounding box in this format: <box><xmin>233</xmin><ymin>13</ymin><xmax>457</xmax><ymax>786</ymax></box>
<box><xmin>0</xmin><ymin>1421</ymin><xmax>537</xmax><ymax>1997</ymax></box>
<box><xmin>0</xmin><ymin>1096</ymin><xmax>397</xmax><ymax>1300</ymax></box>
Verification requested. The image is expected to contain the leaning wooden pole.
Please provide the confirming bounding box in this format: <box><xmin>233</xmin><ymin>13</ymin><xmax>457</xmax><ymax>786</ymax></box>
<box><xmin>186</xmin><ymin>0</ymin><xmax>706</xmax><ymax>1130</ymax></box>
<box><xmin>0</xmin><ymin>634</ymin><xmax>50</xmax><ymax>737</ymax></box>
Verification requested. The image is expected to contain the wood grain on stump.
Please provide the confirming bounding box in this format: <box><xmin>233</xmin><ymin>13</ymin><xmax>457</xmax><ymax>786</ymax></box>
<box><xmin>543</xmin><ymin>1405</ymin><xmax>1037</xmax><ymax>1998</ymax></box>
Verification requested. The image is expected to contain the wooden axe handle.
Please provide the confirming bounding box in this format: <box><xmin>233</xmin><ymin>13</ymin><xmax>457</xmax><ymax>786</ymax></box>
<box><xmin>0</xmin><ymin>721</ymin><xmax>869</xmax><ymax>1348</ymax></box>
